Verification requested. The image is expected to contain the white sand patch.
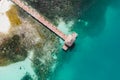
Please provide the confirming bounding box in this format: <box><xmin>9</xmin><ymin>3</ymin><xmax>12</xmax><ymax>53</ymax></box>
<box><xmin>0</xmin><ymin>1</ymin><xmax>38</xmax><ymax>79</ymax></box>
<box><xmin>0</xmin><ymin>58</ymin><xmax>37</xmax><ymax>80</ymax></box>
<box><xmin>0</xmin><ymin>49</ymin><xmax>37</xmax><ymax>80</ymax></box>
<box><xmin>57</xmin><ymin>18</ymin><xmax>75</xmax><ymax>44</ymax></box>
<box><xmin>57</xmin><ymin>18</ymin><xmax>74</xmax><ymax>34</ymax></box>
<box><xmin>0</xmin><ymin>0</ymin><xmax>13</xmax><ymax>33</ymax></box>
<box><xmin>0</xmin><ymin>0</ymin><xmax>13</xmax><ymax>13</ymax></box>
<box><xmin>28</xmin><ymin>50</ymin><xmax>34</xmax><ymax>59</ymax></box>
<box><xmin>0</xmin><ymin>14</ymin><xmax>11</xmax><ymax>33</ymax></box>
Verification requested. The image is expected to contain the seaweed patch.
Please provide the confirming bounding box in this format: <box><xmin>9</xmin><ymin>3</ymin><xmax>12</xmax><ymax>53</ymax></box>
<box><xmin>6</xmin><ymin>5</ymin><xmax>22</xmax><ymax>26</ymax></box>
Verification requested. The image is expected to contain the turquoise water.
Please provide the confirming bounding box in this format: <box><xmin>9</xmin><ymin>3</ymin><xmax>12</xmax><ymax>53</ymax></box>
<box><xmin>53</xmin><ymin>3</ymin><xmax>120</xmax><ymax>80</ymax></box>
<box><xmin>1</xmin><ymin>1</ymin><xmax>120</xmax><ymax>80</ymax></box>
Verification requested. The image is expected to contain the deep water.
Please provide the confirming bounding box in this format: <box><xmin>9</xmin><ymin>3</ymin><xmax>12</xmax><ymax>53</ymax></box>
<box><xmin>53</xmin><ymin>2</ymin><xmax>120</xmax><ymax>80</ymax></box>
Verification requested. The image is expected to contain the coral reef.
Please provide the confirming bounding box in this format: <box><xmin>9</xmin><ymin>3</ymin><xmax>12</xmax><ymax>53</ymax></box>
<box><xmin>0</xmin><ymin>3</ymin><xmax>60</xmax><ymax>79</ymax></box>
<box><xmin>23</xmin><ymin>0</ymin><xmax>109</xmax><ymax>37</ymax></box>
<box><xmin>0</xmin><ymin>0</ymin><xmax>111</xmax><ymax>79</ymax></box>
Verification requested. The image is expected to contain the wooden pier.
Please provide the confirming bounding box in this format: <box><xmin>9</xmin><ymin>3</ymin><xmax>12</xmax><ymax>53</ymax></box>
<box><xmin>11</xmin><ymin>0</ymin><xmax>77</xmax><ymax>50</ymax></box>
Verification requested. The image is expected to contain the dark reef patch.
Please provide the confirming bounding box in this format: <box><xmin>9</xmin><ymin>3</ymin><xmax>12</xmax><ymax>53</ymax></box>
<box><xmin>23</xmin><ymin>0</ymin><xmax>110</xmax><ymax>37</ymax></box>
<box><xmin>0</xmin><ymin>35</ymin><xmax>27</xmax><ymax>66</ymax></box>
<box><xmin>21</xmin><ymin>72</ymin><xmax>33</xmax><ymax>80</ymax></box>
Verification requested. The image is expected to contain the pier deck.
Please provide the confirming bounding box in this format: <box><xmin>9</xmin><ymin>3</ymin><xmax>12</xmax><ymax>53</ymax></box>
<box><xmin>12</xmin><ymin>0</ymin><xmax>77</xmax><ymax>50</ymax></box>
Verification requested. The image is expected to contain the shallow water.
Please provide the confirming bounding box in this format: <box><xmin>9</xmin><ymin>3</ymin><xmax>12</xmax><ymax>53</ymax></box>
<box><xmin>53</xmin><ymin>4</ymin><xmax>120</xmax><ymax>80</ymax></box>
<box><xmin>0</xmin><ymin>0</ymin><xmax>120</xmax><ymax>80</ymax></box>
